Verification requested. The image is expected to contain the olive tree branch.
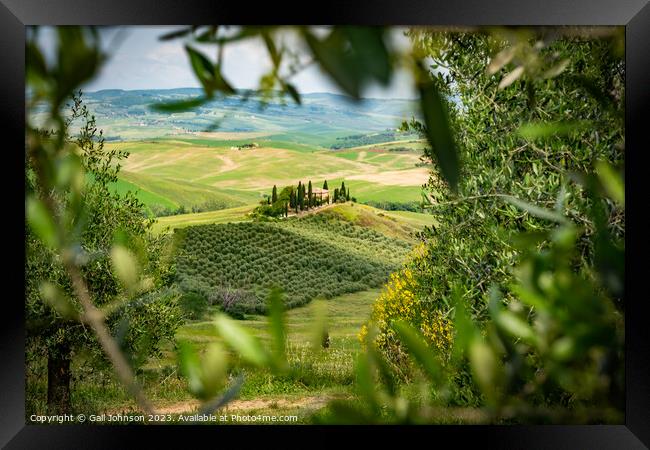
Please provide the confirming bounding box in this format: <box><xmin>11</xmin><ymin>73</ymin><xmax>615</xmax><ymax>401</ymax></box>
<box><xmin>63</xmin><ymin>256</ymin><xmax>155</xmax><ymax>416</ymax></box>
<box><xmin>27</xmin><ymin>136</ymin><xmax>156</xmax><ymax>418</ymax></box>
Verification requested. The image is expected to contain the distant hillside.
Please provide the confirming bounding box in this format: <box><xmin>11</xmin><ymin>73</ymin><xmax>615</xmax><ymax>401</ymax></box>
<box><xmin>30</xmin><ymin>88</ymin><xmax>420</xmax><ymax>144</ymax></box>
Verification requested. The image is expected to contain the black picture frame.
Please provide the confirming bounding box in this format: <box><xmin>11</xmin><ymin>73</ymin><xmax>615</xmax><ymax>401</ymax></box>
<box><xmin>3</xmin><ymin>0</ymin><xmax>649</xmax><ymax>447</ymax></box>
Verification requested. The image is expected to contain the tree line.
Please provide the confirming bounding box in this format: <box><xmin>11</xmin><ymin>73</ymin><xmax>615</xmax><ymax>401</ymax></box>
<box><xmin>254</xmin><ymin>179</ymin><xmax>352</xmax><ymax>218</ymax></box>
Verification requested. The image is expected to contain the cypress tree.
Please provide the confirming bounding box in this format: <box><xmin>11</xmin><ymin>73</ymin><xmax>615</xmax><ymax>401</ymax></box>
<box><xmin>297</xmin><ymin>182</ymin><xmax>302</xmax><ymax>211</ymax></box>
<box><xmin>272</xmin><ymin>185</ymin><xmax>277</xmax><ymax>204</ymax></box>
<box><xmin>285</xmin><ymin>202</ymin><xmax>288</xmax><ymax>217</ymax></box>
<box><xmin>346</xmin><ymin>188</ymin><xmax>350</xmax><ymax>201</ymax></box>
<box><xmin>298</xmin><ymin>182</ymin><xmax>304</xmax><ymax>211</ymax></box>
<box><xmin>308</xmin><ymin>180</ymin><xmax>313</xmax><ymax>208</ymax></box>
<box><xmin>323</xmin><ymin>180</ymin><xmax>328</xmax><ymax>190</ymax></box>
<box><xmin>334</xmin><ymin>188</ymin><xmax>339</xmax><ymax>203</ymax></box>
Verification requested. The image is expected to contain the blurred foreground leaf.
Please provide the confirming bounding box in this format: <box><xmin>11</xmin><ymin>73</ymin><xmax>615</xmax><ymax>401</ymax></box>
<box><xmin>110</xmin><ymin>244</ymin><xmax>140</xmax><ymax>290</ymax></box>
<box><xmin>595</xmin><ymin>161</ymin><xmax>624</xmax><ymax>207</ymax></box>
<box><xmin>214</xmin><ymin>313</ymin><xmax>270</xmax><ymax>367</ymax></box>
<box><xmin>502</xmin><ymin>195</ymin><xmax>568</xmax><ymax>224</ymax></box>
<box><xmin>393</xmin><ymin>320</ymin><xmax>443</xmax><ymax>384</ymax></box>
<box><xmin>417</xmin><ymin>66</ymin><xmax>459</xmax><ymax>191</ymax></box>
<box><xmin>150</xmin><ymin>97</ymin><xmax>210</xmax><ymax>113</ymax></box>
<box><xmin>267</xmin><ymin>288</ymin><xmax>288</xmax><ymax>372</ymax></box>
<box><xmin>27</xmin><ymin>195</ymin><xmax>59</xmax><ymax>249</ymax></box>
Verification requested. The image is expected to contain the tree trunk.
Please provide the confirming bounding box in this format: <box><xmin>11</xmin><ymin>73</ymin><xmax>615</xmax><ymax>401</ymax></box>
<box><xmin>47</xmin><ymin>342</ymin><xmax>71</xmax><ymax>414</ymax></box>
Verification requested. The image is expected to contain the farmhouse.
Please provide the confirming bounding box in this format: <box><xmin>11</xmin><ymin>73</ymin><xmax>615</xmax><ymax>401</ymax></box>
<box><xmin>312</xmin><ymin>187</ymin><xmax>330</xmax><ymax>204</ymax></box>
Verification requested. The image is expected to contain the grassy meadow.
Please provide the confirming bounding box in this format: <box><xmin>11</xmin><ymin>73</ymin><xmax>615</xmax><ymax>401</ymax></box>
<box><xmin>152</xmin><ymin>205</ymin><xmax>256</xmax><ymax>233</ymax></box>
<box><xmin>26</xmin><ymin>289</ymin><xmax>378</xmax><ymax>422</ymax></box>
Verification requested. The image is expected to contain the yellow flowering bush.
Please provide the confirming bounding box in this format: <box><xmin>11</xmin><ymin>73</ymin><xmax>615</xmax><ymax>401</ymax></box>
<box><xmin>360</xmin><ymin>244</ymin><xmax>453</xmax><ymax>371</ymax></box>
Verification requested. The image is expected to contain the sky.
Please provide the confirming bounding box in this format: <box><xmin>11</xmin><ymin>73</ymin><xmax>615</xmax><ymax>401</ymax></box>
<box><xmin>36</xmin><ymin>26</ymin><xmax>418</xmax><ymax>100</ymax></box>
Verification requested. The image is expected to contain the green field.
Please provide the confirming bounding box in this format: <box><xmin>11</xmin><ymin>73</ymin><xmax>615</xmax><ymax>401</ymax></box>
<box><xmin>152</xmin><ymin>204</ymin><xmax>256</xmax><ymax>233</ymax></box>
<box><xmin>110</xmin><ymin>178</ymin><xmax>178</xmax><ymax>211</ymax></box>
<box><xmin>164</xmin><ymin>204</ymin><xmax>420</xmax><ymax>415</ymax></box>
<box><xmin>346</xmin><ymin>139</ymin><xmax>428</xmax><ymax>151</ymax></box>
<box><xmin>106</xmin><ymin>135</ymin><xmax>429</xmax><ymax>214</ymax></box>
<box><xmin>28</xmin><ymin>131</ymin><xmax>441</xmax><ymax>420</ymax></box>
<box><xmin>90</xmin><ymin>288</ymin><xmax>379</xmax><ymax>421</ymax></box>
<box><xmin>314</xmin><ymin>203</ymin><xmax>432</xmax><ymax>238</ymax></box>
<box><xmin>178</xmin><ymin>289</ymin><xmax>378</xmax><ymax>398</ymax></box>
<box><xmin>380</xmin><ymin>209</ymin><xmax>439</xmax><ymax>229</ymax></box>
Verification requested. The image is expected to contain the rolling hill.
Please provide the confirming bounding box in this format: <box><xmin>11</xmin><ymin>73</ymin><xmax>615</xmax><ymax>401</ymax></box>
<box><xmin>172</xmin><ymin>204</ymin><xmax>423</xmax><ymax>314</ymax></box>
<box><xmin>106</xmin><ymin>136</ymin><xmax>430</xmax><ymax>215</ymax></box>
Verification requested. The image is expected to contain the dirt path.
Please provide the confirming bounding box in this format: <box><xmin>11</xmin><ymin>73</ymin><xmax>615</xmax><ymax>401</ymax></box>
<box><xmin>192</xmin><ymin>154</ymin><xmax>239</xmax><ymax>181</ymax></box>
<box><xmin>108</xmin><ymin>394</ymin><xmax>340</xmax><ymax>416</ymax></box>
<box><xmin>213</xmin><ymin>154</ymin><xmax>238</xmax><ymax>172</ymax></box>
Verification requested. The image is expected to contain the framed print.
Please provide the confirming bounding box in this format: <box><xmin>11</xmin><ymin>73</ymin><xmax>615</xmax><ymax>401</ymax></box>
<box><xmin>2</xmin><ymin>0</ymin><xmax>649</xmax><ymax>447</ymax></box>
